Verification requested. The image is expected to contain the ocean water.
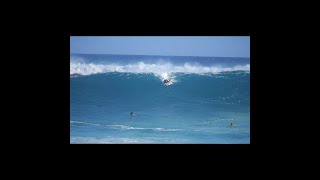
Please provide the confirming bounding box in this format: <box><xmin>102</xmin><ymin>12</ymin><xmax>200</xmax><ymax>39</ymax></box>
<box><xmin>70</xmin><ymin>54</ymin><xmax>250</xmax><ymax>144</ymax></box>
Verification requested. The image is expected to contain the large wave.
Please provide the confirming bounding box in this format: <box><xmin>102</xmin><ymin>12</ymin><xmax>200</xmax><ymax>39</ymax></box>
<box><xmin>70</xmin><ymin>61</ymin><xmax>250</xmax><ymax>81</ymax></box>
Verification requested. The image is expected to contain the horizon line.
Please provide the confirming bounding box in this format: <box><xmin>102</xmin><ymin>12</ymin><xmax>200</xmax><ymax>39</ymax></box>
<box><xmin>70</xmin><ymin>53</ymin><xmax>250</xmax><ymax>58</ymax></box>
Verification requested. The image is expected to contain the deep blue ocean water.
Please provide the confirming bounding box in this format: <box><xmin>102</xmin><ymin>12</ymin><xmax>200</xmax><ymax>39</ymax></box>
<box><xmin>70</xmin><ymin>54</ymin><xmax>250</xmax><ymax>144</ymax></box>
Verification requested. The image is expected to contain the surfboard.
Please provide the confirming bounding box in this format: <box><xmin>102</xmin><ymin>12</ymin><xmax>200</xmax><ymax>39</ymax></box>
<box><xmin>164</xmin><ymin>82</ymin><xmax>172</xmax><ymax>86</ymax></box>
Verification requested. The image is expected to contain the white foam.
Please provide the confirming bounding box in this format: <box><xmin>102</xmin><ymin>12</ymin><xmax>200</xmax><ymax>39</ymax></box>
<box><xmin>70</xmin><ymin>121</ymin><xmax>181</xmax><ymax>132</ymax></box>
<box><xmin>70</xmin><ymin>61</ymin><xmax>250</xmax><ymax>80</ymax></box>
<box><xmin>105</xmin><ymin>124</ymin><xmax>181</xmax><ymax>132</ymax></box>
<box><xmin>70</xmin><ymin>137</ymin><xmax>157</xmax><ymax>144</ymax></box>
<box><xmin>70</xmin><ymin>121</ymin><xmax>101</xmax><ymax>126</ymax></box>
<box><xmin>70</xmin><ymin>136</ymin><xmax>187</xmax><ymax>144</ymax></box>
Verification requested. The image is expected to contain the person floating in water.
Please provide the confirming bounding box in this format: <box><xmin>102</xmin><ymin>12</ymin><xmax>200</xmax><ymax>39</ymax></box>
<box><xmin>230</xmin><ymin>122</ymin><xmax>233</xmax><ymax>128</ymax></box>
<box><xmin>163</xmin><ymin>79</ymin><xmax>171</xmax><ymax>86</ymax></box>
<box><xmin>130</xmin><ymin>112</ymin><xmax>136</xmax><ymax>116</ymax></box>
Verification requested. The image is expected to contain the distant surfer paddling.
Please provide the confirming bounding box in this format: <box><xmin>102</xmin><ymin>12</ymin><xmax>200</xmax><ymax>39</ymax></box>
<box><xmin>163</xmin><ymin>79</ymin><xmax>172</xmax><ymax>86</ymax></box>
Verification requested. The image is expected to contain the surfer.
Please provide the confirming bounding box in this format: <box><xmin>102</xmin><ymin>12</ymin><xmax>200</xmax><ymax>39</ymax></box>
<box><xmin>130</xmin><ymin>112</ymin><xmax>136</xmax><ymax>116</ymax></box>
<box><xmin>230</xmin><ymin>123</ymin><xmax>233</xmax><ymax>127</ymax></box>
<box><xmin>163</xmin><ymin>79</ymin><xmax>171</xmax><ymax>86</ymax></box>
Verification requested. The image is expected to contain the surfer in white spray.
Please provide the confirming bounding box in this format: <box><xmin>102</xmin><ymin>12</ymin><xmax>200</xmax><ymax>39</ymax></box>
<box><xmin>163</xmin><ymin>79</ymin><xmax>172</xmax><ymax>86</ymax></box>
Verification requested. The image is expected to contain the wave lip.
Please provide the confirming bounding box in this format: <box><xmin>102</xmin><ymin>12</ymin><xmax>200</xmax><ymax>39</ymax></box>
<box><xmin>70</xmin><ymin>61</ymin><xmax>250</xmax><ymax>80</ymax></box>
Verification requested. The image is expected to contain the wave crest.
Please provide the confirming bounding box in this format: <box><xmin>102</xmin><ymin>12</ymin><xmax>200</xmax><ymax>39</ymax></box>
<box><xmin>70</xmin><ymin>61</ymin><xmax>250</xmax><ymax>80</ymax></box>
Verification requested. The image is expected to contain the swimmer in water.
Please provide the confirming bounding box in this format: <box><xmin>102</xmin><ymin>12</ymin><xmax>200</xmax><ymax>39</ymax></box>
<box><xmin>130</xmin><ymin>112</ymin><xmax>136</xmax><ymax>116</ymax></box>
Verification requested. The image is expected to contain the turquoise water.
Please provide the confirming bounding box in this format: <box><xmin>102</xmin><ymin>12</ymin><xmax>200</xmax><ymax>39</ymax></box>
<box><xmin>70</xmin><ymin>54</ymin><xmax>250</xmax><ymax>144</ymax></box>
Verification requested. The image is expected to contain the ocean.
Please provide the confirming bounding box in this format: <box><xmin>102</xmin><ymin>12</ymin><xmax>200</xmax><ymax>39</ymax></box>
<box><xmin>70</xmin><ymin>54</ymin><xmax>250</xmax><ymax>144</ymax></box>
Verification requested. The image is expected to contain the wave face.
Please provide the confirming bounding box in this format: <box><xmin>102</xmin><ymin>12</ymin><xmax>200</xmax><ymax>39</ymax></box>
<box><xmin>70</xmin><ymin>54</ymin><xmax>250</xmax><ymax>144</ymax></box>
